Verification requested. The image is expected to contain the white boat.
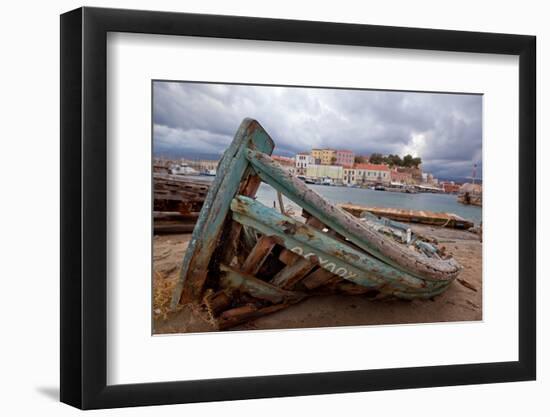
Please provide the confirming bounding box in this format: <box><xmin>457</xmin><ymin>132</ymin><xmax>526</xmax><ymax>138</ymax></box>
<box><xmin>200</xmin><ymin>169</ymin><xmax>217</xmax><ymax>176</ymax></box>
<box><xmin>170</xmin><ymin>163</ymin><xmax>199</xmax><ymax>176</ymax></box>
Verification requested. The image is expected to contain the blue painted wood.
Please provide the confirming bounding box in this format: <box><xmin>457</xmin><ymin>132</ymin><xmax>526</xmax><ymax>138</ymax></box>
<box><xmin>231</xmin><ymin>196</ymin><xmax>451</xmax><ymax>298</ymax></box>
<box><xmin>171</xmin><ymin>119</ymin><xmax>274</xmax><ymax>306</ymax></box>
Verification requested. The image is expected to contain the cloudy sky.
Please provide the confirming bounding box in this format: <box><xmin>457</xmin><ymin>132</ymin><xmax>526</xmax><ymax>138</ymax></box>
<box><xmin>153</xmin><ymin>81</ymin><xmax>482</xmax><ymax>179</ymax></box>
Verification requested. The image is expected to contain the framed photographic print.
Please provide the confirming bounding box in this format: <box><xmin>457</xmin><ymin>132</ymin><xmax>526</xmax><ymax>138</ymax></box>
<box><xmin>60</xmin><ymin>6</ymin><xmax>536</xmax><ymax>409</ymax></box>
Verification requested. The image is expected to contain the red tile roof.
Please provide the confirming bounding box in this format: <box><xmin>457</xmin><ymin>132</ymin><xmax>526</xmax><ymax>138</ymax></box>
<box><xmin>272</xmin><ymin>155</ymin><xmax>295</xmax><ymax>166</ymax></box>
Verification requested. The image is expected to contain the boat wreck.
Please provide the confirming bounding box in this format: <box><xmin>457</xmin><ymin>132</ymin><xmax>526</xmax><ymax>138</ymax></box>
<box><xmin>170</xmin><ymin>118</ymin><xmax>462</xmax><ymax>329</ymax></box>
<box><xmin>339</xmin><ymin>204</ymin><xmax>474</xmax><ymax>229</ymax></box>
<box><xmin>153</xmin><ymin>173</ymin><xmax>210</xmax><ymax>233</ymax></box>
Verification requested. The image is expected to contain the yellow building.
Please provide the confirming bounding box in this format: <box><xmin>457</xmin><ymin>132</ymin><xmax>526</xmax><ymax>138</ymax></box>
<box><xmin>311</xmin><ymin>149</ymin><xmax>322</xmax><ymax>163</ymax></box>
<box><xmin>311</xmin><ymin>148</ymin><xmax>336</xmax><ymax>165</ymax></box>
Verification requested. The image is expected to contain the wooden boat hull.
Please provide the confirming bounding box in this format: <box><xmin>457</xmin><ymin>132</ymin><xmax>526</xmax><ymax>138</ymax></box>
<box><xmin>170</xmin><ymin>118</ymin><xmax>462</xmax><ymax>329</ymax></box>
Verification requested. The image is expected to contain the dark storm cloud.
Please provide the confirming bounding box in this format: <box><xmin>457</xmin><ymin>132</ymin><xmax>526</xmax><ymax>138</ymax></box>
<box><xmin>153</xmin><ymin>82</ymin><xmax>482</xmax><ymax>179</ymax></box>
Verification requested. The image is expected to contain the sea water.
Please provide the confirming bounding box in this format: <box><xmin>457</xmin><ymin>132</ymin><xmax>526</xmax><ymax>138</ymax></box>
<box><xmin>256</xmin><ymin>183</ymin><xmax>482</xmax><ymax>226</ymax></box>
<box><xmin>182</xmin><ymin>176</ymin><xmax>482</xmax><ymax>226</ymax></box>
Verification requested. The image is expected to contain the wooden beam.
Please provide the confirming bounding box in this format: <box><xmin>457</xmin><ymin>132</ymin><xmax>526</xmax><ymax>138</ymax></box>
<box><xmin>301</xmin><ymin>267</ymin><xmax>340</xmax><ymax>290</ymax></box>
<box><xmin>219</xmin><ymin>264</ymin><xmax>305</xmax><ymax>304</ymax></box>
<box><xmin>279</xmin><ymin>249</ymin><xmax>300</xmax><ymax>265</ymax></box>
<box><xmin>270</xmin><ymin>258</ymin><xmax>316</xmax><ymax>290</ymax></box>
<box><xmin>241</xmin><ymin>235</ymin><xmax>277</xmax><ymax>275</ymax></box>
<box><xmin>217</xmin><ymin>303</ymin><xmax>291</xmax><ymax>330</ymax></box>
<box><xmin>171</xmin><ymin>119</ymin><xmax>274</xmax><ymax>307</ymax></box>
<box><xmin>245</xmin><ymin>149</ymin><xmax>461</xmax><ymax>282</ymax></box>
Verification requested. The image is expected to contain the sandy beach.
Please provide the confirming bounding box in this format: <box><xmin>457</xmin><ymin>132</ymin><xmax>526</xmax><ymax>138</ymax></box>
<box><xmin>153</xmin><ymin>223</ymin><xmax>482</xmax><ymax>334</ymax></box>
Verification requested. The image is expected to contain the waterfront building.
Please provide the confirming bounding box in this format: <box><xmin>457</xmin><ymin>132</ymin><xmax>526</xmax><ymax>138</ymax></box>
<box><xmin>419</xmin><ymin>173</ymin><xmax>438</xmax><ymax>185</ymax></box>
<box><xmin>343</xmin><ymin>168</ymin><xmax>357</xmax><ymax>185</ymax></box>
<box><xmin>295</xmin><ymin>153</ymin><xmax>315</xmax><ymax>175</ymax></box>
<box><xmin>354</xmin><ymin>163</ymin><xmax>391</xmax><ymax>185</ymax></box>
<box><xmin>311</xmin><ymin>148</ymin><xmax>337</xmax><ymax>165</ymax></box>
<box><xmin>441</xmin><ymin>182</ymin><xmax>461</xmax><ymax>193</ymax></box>
<box><xmin>335</xmin><ymin>150</ymin><xmax>355</xmax><ymax>167</ymax></box>
<box><xmin>390</xmin><ymin>169</ymin><xmax>414</xmax><ymax>184</ymax></box>
<box><xmin>306</xmin><ymin>164</ymin><xmax>344</xmax><ymax>182</ymax></box>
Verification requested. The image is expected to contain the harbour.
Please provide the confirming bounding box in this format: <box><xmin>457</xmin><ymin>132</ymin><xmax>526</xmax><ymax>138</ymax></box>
<box><xmin>256</xmin><ymin>182</ymin><xmax>482</xmax><ymax>226</ymax></box>
<box><xmin>172</xmin><ymin>175</ymin><xmax>482</xmax><ymax>226</ymax></box>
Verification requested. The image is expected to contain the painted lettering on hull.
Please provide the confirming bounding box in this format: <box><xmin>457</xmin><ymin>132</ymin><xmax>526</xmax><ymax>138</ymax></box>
<box><xmin>290</xmin><ymin>246</ymin><xmax>358</xmax><ymax>280</ymax></box>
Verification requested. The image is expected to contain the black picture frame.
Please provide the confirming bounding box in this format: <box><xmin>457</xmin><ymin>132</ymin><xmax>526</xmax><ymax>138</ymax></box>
<box><xmin>60</xmin><ymin>6</ymin><xmax>536</xmax><ymax>410</ymax></box>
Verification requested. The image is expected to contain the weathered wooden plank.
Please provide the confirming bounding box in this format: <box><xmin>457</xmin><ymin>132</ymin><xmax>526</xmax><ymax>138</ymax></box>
<box><xmin>203</xmin><ymin>289</ymin><xmax>233</xmax><ymax>317</ymax></box>
<box><xmin>154</xmin><ymin>198</ymin><xmax>203</xmax><ymax>215</ymax></box>
<box><xmin>153</xmin><ymin>211</ymin><xmax>199</xmax><ymax>234</ymax></box>
<box><xmin>331</xmin><ymin>281</ymin><xmax>380</xmax><ymax>296</ymax></box>
<box><xmin>154</xmin><ymin>191</ymin><xmax>207</xmax><ymax>202</ymax></box>
<box><xmin>153</xmin><ymin>211</ymin><xmax>199</xmax><ymax>221</ymax></box>
<box><xmin>153</xmin><ymin>223</ymin><xmax>196</xmax><ymax>234</ymax></box>
<box><xmin>393</xmin><ymin>280</ymin><xmax>453</xmax><ymax>300</ymax></box>
<box><xmin>270</xmin><ymin>258</ymin><xmax>316</xmax><ymax>289</ymax></box>
<box><xmin>218</xmin><ymin>304</ymin><xmax>257</xmax><ymax>324</ymax></box>
<box><xmin>171</xmin><ymin>119</ymin><xmax>274</xmax><ymax>307</ymax></box>
<box><xmin>241</xmin><ymin>235</ymin><xmax>277</xmax><ymax>275</ymax></box>
<box><xmin>219</xmin><ymin>264</ymin><xmax>304</xmax><ymax>304</ymax></box>
<box><xmin>245</xmin><ymin>149</ymin><xmax>461</xmax><ymax>282</ymax></box>
<box><xmin>217</xmin><ymin>303</ymin><xmax>291</xmax><ymax>330</ymax></box>
<box><xmin>303</xmin><ymin>215</ymin><xmax>324</xmax><ymax>230</ymax></box>
<box><xmin>279</xmin><ymin>249</ymin><xmax>300</xmax><ymax>265</ymax></box>
<box><xmin>231</xmin><ymin>196</ymin><xmax>452</xmax><ymax>298</ymax></box>
<box><xmin>221</xmin><ymin>173</ymin><xmax>263</xmax><ymax>266</ymax></box>
<box><xmin>301</xmin><ymin>267</ymin><xmax>340</xmax><ymax>290</ymax></box>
